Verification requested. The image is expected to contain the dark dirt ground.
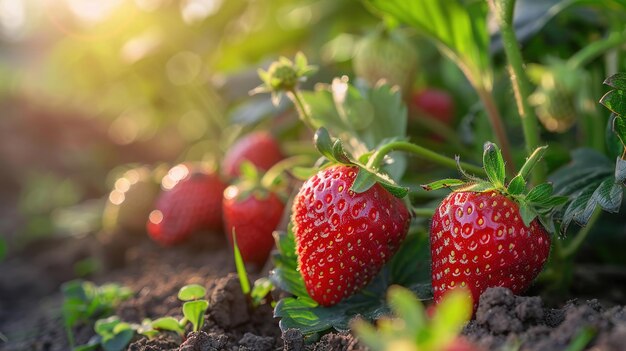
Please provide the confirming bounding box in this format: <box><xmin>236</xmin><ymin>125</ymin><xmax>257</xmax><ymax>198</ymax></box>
<box><xmin>3</xmin><ymin>227</ymin><xmax>626</xmax><ymax>351</ymax></box>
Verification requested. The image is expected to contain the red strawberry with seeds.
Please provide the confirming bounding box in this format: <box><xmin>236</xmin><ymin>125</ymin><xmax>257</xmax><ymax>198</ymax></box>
<box><xmin>147</xmin><ymin>164</ymin><xmax>226</xmax><ymax>246</ymax></box>
<box><xmin>291</xmin><ymin>164</ymin><xmax>410</xmax><ymax>306</ymax></box>
<box><xmin>430</xmin><ymin>190</ymin><xmax>550</xmax><ymax>310</ymax></box>
<box><xmin>223</xmin><ymin>185</ymin><xmax>285</xmax><ymax>267</ymax></box>
<box><xmin>222</xmin><ymin>132</ymin><xmax>284</xmax><ymax>178</ymax></box>
<box><xmin>423</xmin><ymin>142</ymin><xmax>565</xmax><ymax>312</ymax></box>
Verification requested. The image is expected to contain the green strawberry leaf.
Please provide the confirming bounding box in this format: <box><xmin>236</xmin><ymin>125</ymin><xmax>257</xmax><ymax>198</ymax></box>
<box><xmin>612</xmin><ymin>115</ymin><xmax>626</xmax><ymax>150</ymax></box>
<box><xmin>604</xmin><ymin>73</ymin><xmax>626</xmax><ymax>90</ymax></box>
<box><xmin>507</xmin><ymin>175</ymin><xmax>526</xmax><ymax>195</ymax></box>
<box><xmin>270</xmin><ymin>226</ymin><xmax>310</xmax><ymax>299</ymax></box>
<box><xmin>271</xmin><ymin>228</ymin><xmax>431</xmax><ymax>337</ymax></box>
<box><xmin>420</xmin><ymin>179</ymin><xmax>466</xmax><ymax>192</ymax></box>
<box><xmin>299</xmin><ymin>77</ymin><xmax>408</xmax><ymax>180</ymax></box>
<box><xmin>599</xmin><ymin>89</ymin><xmax>626</xmax><ymax>118</ymax></box>
<box><xmin>551</xmin><ymin>148</ymin><xmax>625</xmax><ymax>234</ymax></box>
<box><xmin>483</xmin><ymin>142</ymin><xmax>506</xmax><ymax>189</ymax></box>
<box><xmin>617</xmin><ymin>158</ymin><xmax>626</xmax><ymax>183</ymax></box>
<box><xmin>364</xmin><ymin>0</ymin><xmax>491</xmax><ymax>89</ymax></box>
<box><xmin>526</xmin><ymin>183</ymin><xmax>554</xmax><ymax>203</ymax></box>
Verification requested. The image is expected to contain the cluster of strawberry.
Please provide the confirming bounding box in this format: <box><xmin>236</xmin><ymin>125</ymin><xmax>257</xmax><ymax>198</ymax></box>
<box><xmin>105</xmin><ymin>131</ymin><xmax>286</xmax><ymax>268</ymax></box>
<box><xmin>291</xmin><ymin>141</ymin><xmax>554</xmax><ymax>315</ymax></box>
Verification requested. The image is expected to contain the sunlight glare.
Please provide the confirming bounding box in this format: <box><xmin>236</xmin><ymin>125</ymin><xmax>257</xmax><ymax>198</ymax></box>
<box><xmin>0</xmin><ymin>0</ymin><xmax>26</xmax><ymax>40</ymax></box>
<box><xmin>65</xmin><ymin>0</ymin><xmax>124</xmax><ymax>24</ymax></box>
<box><xmin>181</xmin><ymin>0</ymin><xmax>223</xmax><ymax>24</ymax></box>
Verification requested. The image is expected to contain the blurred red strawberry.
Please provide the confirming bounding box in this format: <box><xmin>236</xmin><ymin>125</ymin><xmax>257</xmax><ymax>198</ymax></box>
<box><xmin>223</xmin><ymin>185</ymin><xmax>284</xmax><ymax>267</ymax></box>
<box><xmin>410</xmin><ymin>88</ymin><xmax>454</xmax><ymax>126</ymax></box>
<box><xmin>147</xmin><ymin>164</ymin><xmax>226</xmax><ymax>246</ymax></box>
<box><xmin>222</xmin><ymin>132</ymin><xmax>283</xmax><ymax>178</ymax></box>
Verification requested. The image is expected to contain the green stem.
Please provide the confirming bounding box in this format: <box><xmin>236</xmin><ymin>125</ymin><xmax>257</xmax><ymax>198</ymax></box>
<box><xmin>560</xmin><ymin>207</ymin><xmax>602</xmax><ymax>259</ymax></box>
<box><xmin>568</xmin><ymin>28</ymin><xmax>626</xmax><ymax>69</ymax></box>
<box><xmin>260</xmin><ymin>155</ymin><xmax>314</xmax><ymax>189</ymax></box>
<box><xmin>366</xmin><ymin>141</ymin><xmax>486</xmax><ymax>177</ymax></box>
<box><xmin>476</xmin><ymin>87</ymin><xmax>516</xmax><ymax>175</ymax></box>
<box><xmin>490</xmin><ymin>0</ymin><xmax>545</xmax><ymax>184</ymax></box>
<box><xmin>287</xmin><ymin>89</ymin><xmax>316</xmax><ymax>132</ymax></box>
<box><xmin>412</xmin><ymin>207</ymin><xmax>436</xmax><ymax>217</ymax></box>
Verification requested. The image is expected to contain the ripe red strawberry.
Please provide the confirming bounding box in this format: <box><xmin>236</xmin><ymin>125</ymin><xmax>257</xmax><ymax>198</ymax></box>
<box><xmin>222</xmin><ymin>132</ymin><xmax>284</xmax><ymax>178</ymax></box>
<box><xmin>430</xmin><ymin>190</ymin><xmax>550</xmax><ymax>310</ymax></box>
<box><xmin>147</xmin><ymin>164</ymin><xmax>226</xmax><ymax>246</ymax></box>
<box><xmin>410</xmin><ymin>88</ymin><xmax>454</xmax><ymax>126</ymax></box>
<box><xmin>223</xmin><ymin>186</ymin><xmax>285</xmax><ymax>267</ymax></box>
<box><xmin>291</xmin><ymin>165</ymin><xmax>411</xmax><ymax>306</ymax></box>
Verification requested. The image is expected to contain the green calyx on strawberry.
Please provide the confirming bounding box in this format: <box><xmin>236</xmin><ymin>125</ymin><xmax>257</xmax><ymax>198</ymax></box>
<box><xmin>223</xmin><ymin>161</ymin><xmax>288</xmax><ymax>268</ymax></box>
<box><xmin>291</xmin><ymin>128</ymin><xmax>411</xmax><ymax>306</ymax></box>
<box><xmin>422</xmin><ymin>143</ymin><xmax>568</xmax><ymax>310</ymax></box>
<box><xmin>353</xmin><ymin>27</ymin><xmax>418</xmax><ymax>97</ymax></box>
<box><xmin>252</xmin><ymin>52</ymin><xmax>317</xmax><ymax>106</ymax></box>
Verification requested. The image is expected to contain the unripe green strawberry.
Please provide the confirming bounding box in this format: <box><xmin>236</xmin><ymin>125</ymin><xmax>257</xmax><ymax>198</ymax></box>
<box><xmin>353</xmin><ymin>28</ymin><xmax>418</xmax><ymax>96</ymax></box>
<box><xmin>530</xmin><ymin>84</ymin><xmax>576</xmax><ymax>133</ymax></box>
<box><xmin>102</xmin><ymin>167</ymin><xmax>160</xmax><ymax>233</ymax></box>
<box><xmin>528</xmin><ymin>60</ymin><xmax>583</xmax><ymax>133</ymax></box>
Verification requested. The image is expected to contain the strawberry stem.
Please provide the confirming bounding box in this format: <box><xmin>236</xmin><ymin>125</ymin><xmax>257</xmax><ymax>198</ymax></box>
<box><xmin>287</xmin><ymin>89</ymin><xmax>316</xmax><ymax>132</ymax></box>
<box><xmin>366</xmin><ymin>141</ymin><xmax>486</xmax><ymax>177</ymax></box>
<box><xmin>568</xmin><ymin>28</ymin><xmax>626</xmax><ymax>69</ymax></box>
<box><xmin>412</xmin><ymin>207</ymin><xmax>436</xmax><ymax>217</ymax></box>
<box><xmin>260</xmin><ymin>155</ymin><xmax>315</xmax><ymax>189</ymax></box>
<box><xmin>489</xmin><ymin>0</ymin><xmax>545</xmax><ymax>184</ymax></box>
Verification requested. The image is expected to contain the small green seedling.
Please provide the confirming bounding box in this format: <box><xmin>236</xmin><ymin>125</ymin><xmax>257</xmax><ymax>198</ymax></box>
<box><xmin>353</xmin><ymin>285</ymin><xmax>473</xmax><ymax>351</ymax></box>
<box><xmin>150</xmin><ymin>284</ymin><xmax>209</xmax><ymax>336</ymax></box>
<box><xmin>73</xmin><ymin>316</ymin><xmax>135</xmax><ymax>351</ymax></box>
<box><xmin>0</xmin><ymin>237</ymin><xmax>6</xmax><ymax>262</ymax></box>
<box><xmin>232</xmin><ymin>229</ymin><xmax>274</xmax><ymax>306</ymax></box>
<box><xmin>61</xmin><ymin>280</ymin><xmax>132</xmax><ymax>347</ymax></box>
<box><xmin>232</xmin><ymin>229</ymin><xmax>251</xmax><ymax>294</ymax></box>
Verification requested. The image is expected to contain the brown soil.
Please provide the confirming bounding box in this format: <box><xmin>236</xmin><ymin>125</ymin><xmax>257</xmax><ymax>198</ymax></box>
<box><xmin>2</xmin><ymin>229</ymin><xmax>626</xmax><ymax>351</ymax></box>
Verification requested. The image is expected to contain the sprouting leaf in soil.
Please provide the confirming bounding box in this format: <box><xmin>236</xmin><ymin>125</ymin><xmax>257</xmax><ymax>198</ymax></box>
<box><xmin>151</xmin><ymin>317</ymin><xmax>185</xmax><ymax>336</ymax></box>
<box><xmin>93</xmin><ymin>316</ymin><xmax>135</xmax><ymax>351</ymax></box>
<box><xmin>178</xmin><ymin>284</ymin><xmax>206</xmax><ymax>302</ymax></box>
<box><xmin>61</xmin><ymin>280</ymin><xmax>133</xmax><ymax>347</ymax></box>
<box><xmin>353</xmin><ymin>286</ymin><xmax>472</xmax><ymax>351</ymax></box>
<box><xmin>232</xmin><ymin>229</ymin><xmax>251</xmax><ymax>295</ymax></box>
<box><xmin>183</xmin><ymin>300</ymin><xmax>209</xmax><ymax>332</ymax></box>
<box><xmin>251</xmin><ymin>278</ymin><xmax>273</xmax><ymax>306</ymax></box>
<box><xmin>0</xmin><ymin>237</ymin><xmax>6</xmax><ymax>262</ymax></box>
